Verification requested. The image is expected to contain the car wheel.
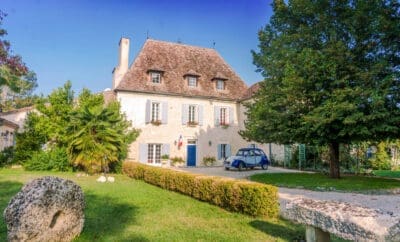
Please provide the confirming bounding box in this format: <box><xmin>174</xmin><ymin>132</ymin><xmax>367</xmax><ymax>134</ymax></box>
<box><xmin>238</xmin><ymin>162</ymin><xmax>245</xmax><ymax>171</ymax></box>
<box><xmin>225</xmin><ymin>167</ymin><xmax>230</xmax><ymax>171</ymax></box>
<box><xmin>261</xmin><ymin>163</ymin><xmax>268</xmax><ymax>170</ymax></box>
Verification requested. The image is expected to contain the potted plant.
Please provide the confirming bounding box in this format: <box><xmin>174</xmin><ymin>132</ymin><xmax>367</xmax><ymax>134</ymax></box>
<box><xmin>220</xmin><ymin>122</ymin><xmax>229</xmax><ymax>129</ymax></box>
<box><xmin>187</xmin><ymin>121</ymin><xmax>198</xmax><ymax>127</ymax></box>
<box><xmin>161</xmin><ymin>154</ymin><xmax>170</xmax><ymax>166</ymax></box>
<box><xmin>170</xmin><ymin>157</ymin><xmax>185</xmax><ymax>167</ymax></box>
<box><xmin>151</xmin><ymin>120</ymin><xmax>162</xmax><ymax>126</ymax></box>
<box><xmin>203</xmin><ymin>156</ymin><xmax>216</xmax><ymax>166</ymax></box>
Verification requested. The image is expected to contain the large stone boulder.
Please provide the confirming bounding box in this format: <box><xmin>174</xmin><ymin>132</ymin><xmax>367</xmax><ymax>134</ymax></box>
<box><xmin>3</xmin><ymin>176</ymin><xmax>85</xmax><ymax>242</ymax></box>
<box><xmin>282</xmin><ymin>198</ymin><xmax>400</xmax><ymax>241</ymax></box>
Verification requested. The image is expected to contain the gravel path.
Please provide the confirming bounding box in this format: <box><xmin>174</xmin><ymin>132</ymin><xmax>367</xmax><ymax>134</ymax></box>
<box><xmin>175</xmin><ymin>166</ymin><xmax>400</xmax><ymax>218</ymax></box>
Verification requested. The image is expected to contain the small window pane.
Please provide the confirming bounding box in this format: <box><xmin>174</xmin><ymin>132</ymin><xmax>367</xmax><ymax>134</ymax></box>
<box><xmin>188</xmin><ymin>105</ymin><xmax>196</xmax><ymax>123</ymax></box>
<box><xmin>216</xmin><ymin>80</ymin><xmax>225</xmax><ymax>90</ymax></box>
<box><xmin>151</xmin><ymin>72</ymin><xmax>161</xmax><ymax>83</ymax></box>
<box><xmin>220</xmin><ymin>107</ymin><xmax>227</xmax><ymax>125</ymax></box>
<box><xmin>151</xmin><ymin>102</ymin><xmax>160</xmax><ymax>121</ymax></box>
<box><xmin>188</xmin><ymin>76</ymin><xmax>197</xmax><ymax>87</ymax></box>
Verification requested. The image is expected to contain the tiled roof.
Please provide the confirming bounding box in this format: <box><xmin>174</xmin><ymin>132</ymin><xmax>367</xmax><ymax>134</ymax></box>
<box><xmin>103</xmin><ymin>90</ymin><xmax>116</xmax><ymax>104</ymax></box>
<box><xmin>0</xmin><ymin>118</ymin><xmax>19</xmax><ymax>129</ymax></box>
<box><xmin>115</xmin><ymin>39</ymin><xmax>248</xmax><ymax>101</ymax></box>
<box><xmin>242</xmin><ymin>82</ymin><xmax>262</xmax><ymax>100</ymax></box>
<box><xmin>0</xmin><ymin>106</ymin><xmax>34</xmax><ymax>115</ymax></box>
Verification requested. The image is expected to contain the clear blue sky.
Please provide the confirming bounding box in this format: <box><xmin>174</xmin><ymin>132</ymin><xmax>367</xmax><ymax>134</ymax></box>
<box><xmin>1</xmin><ymin>0</ymin><xmax>273</xmax><ymax>95</ymax></box>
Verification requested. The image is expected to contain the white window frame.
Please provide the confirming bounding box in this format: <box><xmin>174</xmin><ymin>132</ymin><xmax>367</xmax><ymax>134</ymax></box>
<box><xmin>219</xmin><ymin>107</ymin><xmax>228</xmax><ymax>125</ymax></box>
<box><xmin>148</xmin><ymin>144</ymin><xmax>161</xmax><ymax>164</ymax></box>
<box><xmin>151</xmin><ymin>102</ymin><xmax>161</xmax><ymax>122</ymax></box>
<box><xmin>216</xmin><ymin>80</ymin><xmax>225</xmax><ymax>90</ymax></box>
<box><xmin>150</xmin><ymin>72</ymin><xmax>161</xmax><ymax>84</ymax></box>
<box><xmin>188</xmin><ymin>76</ymin><xmax>197</xmax><ymax>87</ymax></box>
<box><xmin>188</xmin><ymin>105</ymin><xmax>197</xmax><ymax>123</ymax></box>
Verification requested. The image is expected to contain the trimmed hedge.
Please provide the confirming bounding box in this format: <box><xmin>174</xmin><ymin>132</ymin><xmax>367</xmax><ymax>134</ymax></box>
<box><xmin>122</xmin><ymin>162</ymin><xmax>279</xmax><ymax>218</ymax></box>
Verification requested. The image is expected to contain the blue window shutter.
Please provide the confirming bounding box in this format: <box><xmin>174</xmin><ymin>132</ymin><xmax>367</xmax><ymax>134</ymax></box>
<box><xmin>162</xmin><ymin>144</ymin><xmax>170</xmax><ymax>156</ymax></box>
<box><xmin>145</xmin><ymin>100</ymin><xmax>151</xmax><ymax>123</ymax></box>
<box><xmin>182</xmin><ymin>104</ymin><xmax>188</xmax><ymax>125</ymax></box>
<box><xmin>198</xmin><ymin>105</ymin><xmax>204</xmax><ymax>126</ymax></box>
<box><xmin>214</xmin><ymin>106</ymin><xmax>220</xmax><ymax>126</ymax></box>
<box><xmin>217</xmin><ymin>144</ymin><xmax>222</xmax><ymax>160</ymax></box>
<box><xmin>229</xmin><ymin>107</ymin><xmax>234</xmax><ymax>125</ymax></box>
<box><xmin>162</xmin><ymin>102</ymin><xmax>168</xmax><ymax>124</ymax></box>
<box><xmin>139</xmin><ymin>143</ymin><xmax>148</xmax><ymax>163</ymax></box>
<box><xmin>226</xmin><ymin>144</ymin><xmax>231</xmax><ymax>157</ymax></box>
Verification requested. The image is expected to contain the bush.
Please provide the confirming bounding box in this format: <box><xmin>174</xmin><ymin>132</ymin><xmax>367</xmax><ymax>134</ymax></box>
<box><xmin>24</xmin><ymin>147</ymin><xmax>72</xmax><ymax>172</ymax></box>
<box><xmin>202</xmin><ymin>156</ymin><xmax>216</xmax><ymax>166</ymax></box>
<box><xmin>0</xmin><ymin>147</ymin><xmax>15</xmax><ymax>167</ymax></box>
<box><xmin>122</xmin><ymin>162</ymin><xmax>279</xmax><ymax>218</ymax></box>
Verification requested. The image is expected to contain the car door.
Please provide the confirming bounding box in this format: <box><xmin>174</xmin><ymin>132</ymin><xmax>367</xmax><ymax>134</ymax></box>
<box><xmin>254</xmin><ymin>150</ymin><xmax>262</xmax><ymax>164</ymax></box>
<box><xmin>243</xmin><ymin>150</ymin><xmax>251</xmax><ymax>165</ymax></box>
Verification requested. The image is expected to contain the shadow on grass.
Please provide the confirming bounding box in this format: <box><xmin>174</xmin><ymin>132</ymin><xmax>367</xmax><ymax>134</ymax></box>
<box><xmin>77</xmin><ymin>192</ymin><xmax>148</xmax><ymax>241</ymax></box>
<box><xmin>250</xmin><ymin>219</ymin><xmax>305</xmax><ymax>241</ymax></box>
<box><xmin>0</xmin><ymin>181</ymin><xmax>24</xmax><ymax>241</ymax></box>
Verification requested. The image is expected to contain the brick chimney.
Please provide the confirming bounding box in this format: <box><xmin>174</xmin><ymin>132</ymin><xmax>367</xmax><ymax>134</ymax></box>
<box><xmin>112</xmin><ymin>37</ymin><xmax>130</xmax><ymax>89</ymax></box>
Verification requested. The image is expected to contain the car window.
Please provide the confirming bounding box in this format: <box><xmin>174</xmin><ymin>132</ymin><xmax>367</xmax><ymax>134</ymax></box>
<box><xmin>254</xmin><ymin>150</ymin><xmax>261</xmax><ymax>156</ymax></box>
<box><xmin>249</xmin><ymin>150</ymin><xmax>255</xmax><ymax>156</ymax></box>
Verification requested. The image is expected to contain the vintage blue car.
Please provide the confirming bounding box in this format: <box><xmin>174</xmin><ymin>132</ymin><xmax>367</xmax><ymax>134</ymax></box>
<box><xmin>224</xmin><ymin>148</ymin><xmax>269</xmax><ymax>171</ymax></box>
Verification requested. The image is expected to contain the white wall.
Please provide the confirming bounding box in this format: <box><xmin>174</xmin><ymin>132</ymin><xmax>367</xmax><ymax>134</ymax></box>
<box><xmin>118</xmin><ymin>92</ymin><xmax>273</xmax><ymax>165</ymax></box>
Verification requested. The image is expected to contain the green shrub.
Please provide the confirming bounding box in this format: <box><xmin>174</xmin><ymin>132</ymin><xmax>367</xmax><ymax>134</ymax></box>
<box><xmin>122</xmin><ymin>162</ymin><xmax>279</xmax><ymax>218</ymax></box>
<box><xmin>0</xmin><ymin>147</ymin><xmax>15</xmax><ymax>167</ymax></box>
<box><xmin>24</xmin><ymin>147</ymin><xmax>72</xmax><ymax>172</ymax></box>
<box><xmin>202</xmin><ymin>156</ymin><xmax>216</xmax><ymax>166</ymax></box>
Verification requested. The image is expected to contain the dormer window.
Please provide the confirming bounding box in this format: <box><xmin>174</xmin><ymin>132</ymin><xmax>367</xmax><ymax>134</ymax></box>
<box><xmin>187</xmin><ymin>76</ymin><xmax>197</xmax><ymax>87</ymax></box>
<box><xmin>150</xmin><ymin>72</ymin><xmax>161</xmax><ymax>84</ymax></box>
<box><xmin>216</xmin><ymin>80</ymin><xmax>225</xmax><ymax>90</ymax></box>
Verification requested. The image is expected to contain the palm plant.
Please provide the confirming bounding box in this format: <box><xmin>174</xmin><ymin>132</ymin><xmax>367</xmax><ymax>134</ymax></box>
<box><xmin>67</xmin><ymin>103</ymin><xmax>135</xmax><ymax>174</ymax></box>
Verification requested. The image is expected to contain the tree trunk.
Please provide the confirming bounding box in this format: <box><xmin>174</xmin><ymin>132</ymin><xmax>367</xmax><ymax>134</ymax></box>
<box><xmin>328</xmin><ymin>142</ymin><xmax>340</xmax><ymax>179</ymax></box>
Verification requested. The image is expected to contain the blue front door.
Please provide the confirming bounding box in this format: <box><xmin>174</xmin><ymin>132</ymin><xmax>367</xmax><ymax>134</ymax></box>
<box><xmin>187</xmin><ymin>145</ymin><xmax>196</xmax><ymax>166</ymax></box>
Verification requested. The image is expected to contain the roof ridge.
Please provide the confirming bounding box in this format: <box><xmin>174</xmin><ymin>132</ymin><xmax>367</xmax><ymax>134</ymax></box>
<box><xmin>146</xmin><ymin>38</ymin><xmax>217</xmax><ymax>52</ymax></box>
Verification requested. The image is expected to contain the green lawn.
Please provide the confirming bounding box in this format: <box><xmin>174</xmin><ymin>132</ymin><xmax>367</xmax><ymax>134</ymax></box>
<box><xmin>373</xmin><ymin>170</ymin><xmax>400</xmax><ymax>179</ymax></box>
<box><xmin>0</xmin><ymin>168</ymin><xmax>305</xmax><ymax>242</ymax></box>
<box><xmin>250</xmin><ymin>172</ymin><xmax>400</xmax><ymax>192</ymax></box>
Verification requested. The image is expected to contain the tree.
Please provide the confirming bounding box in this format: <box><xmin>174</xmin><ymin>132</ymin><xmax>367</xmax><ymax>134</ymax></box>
<box><xmin>67</xmin><ymin>93</ymin><xmax>139</xmax><ymax>174</ymax></box>
<box><xmin>241</xmin><ymin>0</ymin><xmax>400</xmax><ymax>178</ymax></box>
<box><xmin>0</xmin><ymin>10</ymin><xmax>37</xmax><ymax>109</ymax></box>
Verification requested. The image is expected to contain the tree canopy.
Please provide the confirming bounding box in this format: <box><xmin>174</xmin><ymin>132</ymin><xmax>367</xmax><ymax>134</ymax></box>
<box><xmin>241</xmin><ymin>0</ymin><xmax>400</xmax><ymax>178</ymax></box>
<box><xmin>0</xmin><ymin>10</ymin><xmax>37</xmax><ymax>110</ymax></box>
<box><xmin>14</xmin><ymin>82</ymin><xmax>139</xmax><ymax>173</ymax></box>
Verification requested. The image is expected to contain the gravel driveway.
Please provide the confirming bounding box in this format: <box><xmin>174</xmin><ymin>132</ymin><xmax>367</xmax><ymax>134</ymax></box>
<box><xmin>174</xmin><ymin>166</ymin><xmax>400</xmax><ymax>223</ymax></box>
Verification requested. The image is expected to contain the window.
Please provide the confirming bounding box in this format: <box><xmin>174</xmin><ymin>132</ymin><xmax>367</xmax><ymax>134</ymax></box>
<box><xmin>150</xmin><ymin>72</ymin><xmax>161</xmax><ymax>84</ymax></box>
<box><xmin>218</xmin><ymin>144</ymin><xmax>231</xmax><ymax>160</ymax></box>
<box><xmin>188</xmin><ymin>105</ymin><xmax>197</xmax><ymax>123</ymax></box>
<box><xmin>151</xmin><ymin>102</ymin><xmax>160</xmax><ymax>122</ymax></box>
<box><xmin>188</xmin><ymin>76</ymin><xmax>197</xmax><ymax>87</ymax></box>
<box><xmin>216</xmin><ymin>80</ymin><xmax>225</xmax><ymax>90</ymax></box>
<box><xmin>221</xmin><ymin>144</ymin><xmax>227</xmax><ymax>159</ymax></box>
<box><xmin>220</xmin><ymin>107</ymin><xmax>227</xmax><ymax>125</ymax></box>
<box><xmin>148</xmin><ymin>144</ymin><xmax>161</xmax><ymax>164</ymax></box>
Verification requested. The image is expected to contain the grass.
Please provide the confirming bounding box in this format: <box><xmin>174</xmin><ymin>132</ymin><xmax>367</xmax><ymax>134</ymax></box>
<box><xmin>0</xmin><ymin>168</ymin><xmax>305</xmax><ymax>242</ymax></box>
<box><xmin>250</xmin><ymin>172</ymin><xmax>400</xmax><ymax>192</ymax></box>
<box><xmin>373</xmin><ymin>170</ymin><xmax>400</xmax><ymax>179</ymax></box>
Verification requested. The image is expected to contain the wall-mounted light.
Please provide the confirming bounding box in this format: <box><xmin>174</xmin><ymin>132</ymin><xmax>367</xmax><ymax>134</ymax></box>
<box><xmin>208</xmin><ymin>141</ymin><xmax>212</xmax><ymax>146</ymax></box>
